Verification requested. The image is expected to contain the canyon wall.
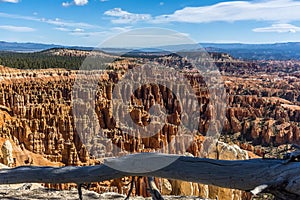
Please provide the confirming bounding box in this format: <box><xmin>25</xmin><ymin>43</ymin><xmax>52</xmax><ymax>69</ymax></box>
<box><xmin>0</xmin><ymin>53</ymin><xmax>299</xmax><ymax>198</ymax></box>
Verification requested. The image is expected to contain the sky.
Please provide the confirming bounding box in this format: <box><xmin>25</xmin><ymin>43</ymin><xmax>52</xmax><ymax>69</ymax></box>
<box><xmin>1</xmin><ymin>0</ymin><xmax>300</xmax><ymax>47</ymax></box>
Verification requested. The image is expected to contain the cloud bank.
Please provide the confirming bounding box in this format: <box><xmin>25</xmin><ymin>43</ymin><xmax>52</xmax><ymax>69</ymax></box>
<box><xmin>104</xmin><ymin>0</ymin><xmax>300</xmax><ymax>25</ymax></box>
<box><xmin>154</xmin><ymin>0</ymin><xmax>300</xmax><ymax>23</ymax></box>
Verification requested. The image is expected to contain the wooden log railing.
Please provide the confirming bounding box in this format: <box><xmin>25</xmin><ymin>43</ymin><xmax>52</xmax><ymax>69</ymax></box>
<box><xmin>0</xmin><ymin>153</ymin><xmax>299</xmax><ymax>200</ymax></box>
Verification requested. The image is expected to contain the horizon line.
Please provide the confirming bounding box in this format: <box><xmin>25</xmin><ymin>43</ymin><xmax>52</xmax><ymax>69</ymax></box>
<box><xmin>1</xmin><ymin>40</ymin><xmax>300</xmax><ymax>49</ymax></box>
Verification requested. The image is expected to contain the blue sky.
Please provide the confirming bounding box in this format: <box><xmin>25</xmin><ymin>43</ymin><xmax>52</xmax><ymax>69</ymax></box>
<box><xmin>1</xmin><ymin>0</ymin><xmax>300</xmax><ymax>46</ymax></box>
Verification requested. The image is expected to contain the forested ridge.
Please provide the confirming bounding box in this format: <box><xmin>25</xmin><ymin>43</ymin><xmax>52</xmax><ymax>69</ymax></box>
<box><xmin>0</xmin><ymin>49</ymin><xmax>86</xmax><ymax>70</ymax></box>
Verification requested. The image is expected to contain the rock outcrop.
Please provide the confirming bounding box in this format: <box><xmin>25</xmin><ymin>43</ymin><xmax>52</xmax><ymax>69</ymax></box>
<box><xmin>1</xmin><ymin>140</ymin><xmax>14</xmax><ymax>167</ymax></box>
<box><xmin>168</xmin><ymin>142</ymin><xmax>249</xmax><ymax>200</ymax></box>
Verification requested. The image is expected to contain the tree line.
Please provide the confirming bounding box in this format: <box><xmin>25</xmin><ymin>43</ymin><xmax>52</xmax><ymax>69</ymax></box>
<box><xmin>0</xmin><ymin>50</ymin><xmax>85</xmax><ymax>70</ymax></box>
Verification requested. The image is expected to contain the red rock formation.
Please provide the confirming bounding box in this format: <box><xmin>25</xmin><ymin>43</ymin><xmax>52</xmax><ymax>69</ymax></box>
<box><xmin>0</xmin><ymin>53</ymin><xmax>299</xmax><ymax>198</ymax></box>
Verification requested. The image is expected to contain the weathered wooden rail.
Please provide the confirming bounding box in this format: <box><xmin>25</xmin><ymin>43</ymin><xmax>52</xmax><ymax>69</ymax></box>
<box><xmin>0</xmin><ymin>153</ymin><xmax>299</xmax><ymax>200</ymax></box>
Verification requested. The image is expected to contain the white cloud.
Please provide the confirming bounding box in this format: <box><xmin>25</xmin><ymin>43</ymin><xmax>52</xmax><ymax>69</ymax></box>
<box><xmin>253</xmin><ymin>23</ymin><xmax>300</xmax><ymax>33</ymax></box>
<box><xmin>74</xmin><ymin>0</ymin><xmax>88</xmax><ymax>6</ymax></box>
<box><xmin>54</xmin><ymin>27</ymin><xmax>85</xmax><ymax>33</ymax></box>
<box><xmin>104</xmin><ymin>8</ymin><xmax>152</xmax><ymax>24</ymax></box>
<box><xmin>62</xmin><ymin>2</ymin><xmax>72</xmax><ymax>7</ymax></box>
<box><xmin>154</xmin><ymin>0</ymin><xmax>300</xmax><ymax>23</ymax></box>
<box><xmin>45</xmin><ymin>18</ymin><xmax>97</xmax><ymax>29</ymax></box>
<box><xmin>0</xmin><ymin>0</ymin><xmax>19</xmax><ymax>3</ymax></box>
<box><xmin>104</xmin><ymin>8</ymin><xmax>129</xmax><ymax>17</ymax></box>
<box><xmin>0</xmin><ymin>25</ymin><xmax>35</xmax><ymax>32</ymax></box>
<box><xmin>61</xmin><ymin>0</ymin><xmax>89</xmax><ymax>7</ymax></box>
<box><xmin>73</xmin><ymin>28</ymin><xmax>84</xmax><ymax>32</ymax></box>
<box><xmin>69</xmin><ymin>31</ymin><xmax>106</xmax><ymax>37</ymax></box>
<box><xmin>0</xmin><ymin>12</ymin><xmax>37</xmax><ymax>21</ymax></box>
<box><xmin>55</xmin><ymin>26</ymin><xmax>102</xmax><ymax>38</ymax></box>
<box><xmin>63</xmin><ymin>0</ymin><xmax>88</xmax><ymax>7</ymax></box>
<box><xmin>54</xmin><ymin>27</ymin><xmax>70</xmax><ymax>32</ymax></box>
<box><xmin>55</xmin><ymin>27</ymin><xmax>85</xmax><ymax>33</ymax></box>
<box><xmin>100</xmin><ymin>0</ymin><xmax>108</xmax><ymax>2</ymax></box>
<box><xmin>159</xmin><ymin>2</ymin><xmax>164</xmax><ymax>6</ymax></box>
<box><xmin>104</xmin><ymin>1</ymin><xmax>300</xmax><ymax>25</ymax></box>
<box><xmin>0</xmin><ymin>12</ymin><xmax>99</xmax><ymax>29</ymax></box>
<box><xmin>110</xmin><ymin>26</ymin><xmax>132</xmax><ymax>32</ymax></box>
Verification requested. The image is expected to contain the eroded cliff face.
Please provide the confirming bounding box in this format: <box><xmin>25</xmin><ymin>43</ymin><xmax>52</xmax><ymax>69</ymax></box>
<box><xmin>0</xmin><ymin>61</ymin><xmax>215</xmax><ymax>165</ymax></box>
<box><xmin>0</xmin><ymin>62</ymin><xmax>214</xmax><ymax>196</ymax></box>
<box><xmin>0</xmin><ymin>52</ymin><xmax>299</xmax><ymax>199</ymax></box>
<box><xmin>224</xmin><ymin>74</ymin><xmax>300</xmax><ymax>152</ymax></box>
